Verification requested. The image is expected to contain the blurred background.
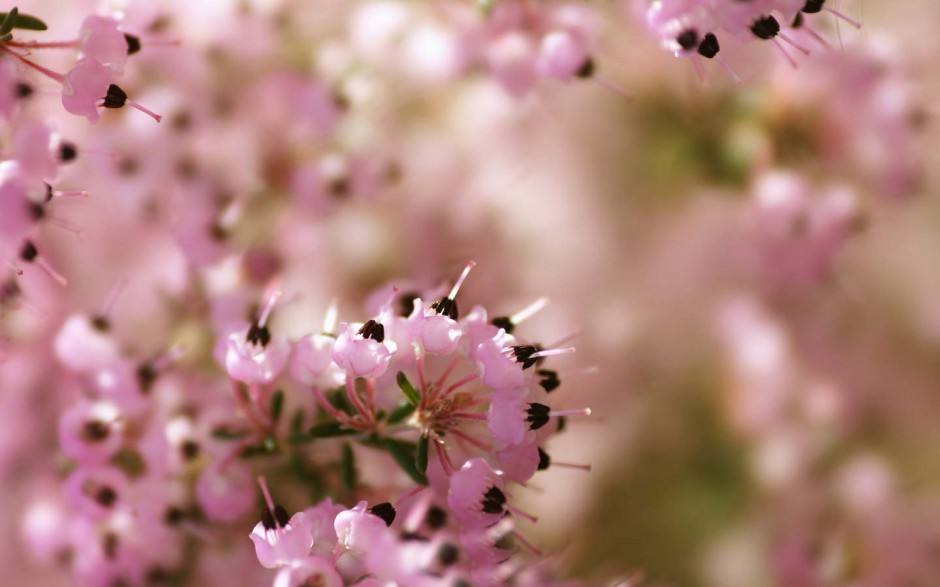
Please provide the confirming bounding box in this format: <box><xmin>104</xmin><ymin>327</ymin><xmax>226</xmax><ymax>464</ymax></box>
<box><xmin>2</xmin><ymin>1</ymin><xmax>940</xmax><ymax>585</ymax></box>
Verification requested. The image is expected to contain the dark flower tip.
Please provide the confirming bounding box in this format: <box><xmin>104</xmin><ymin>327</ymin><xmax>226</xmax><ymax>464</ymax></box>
<box><xmin>750</xmin><ymin>15</ymin><xmax>780</xmax><ymax>40</ymax></box>
<box><xmin>357</xmin><ymin>319</ymin><xmax>385</xmax><ymax>343</ymax></box>
<box><xmin>260</xmin><ymin>504</ymin><xmax>290</xmax><ymax>530</ymax></box>
<box><xmin>369</xmin><ymin>502</ymin><xmax>397</xmax><ymax>527</ymax></box>
<box><xmin>102</xmin><ymin>84</ymin><xmax>128</xmax><ymax>109</ymax></box>
<box><xmin>481</xmin><ymin>486</ymin><xmax>506</xmax><ymax>514</ymax></box>
<box><xmin>510</xmin><ymin>345</ymin><xmax>541</xmax><ymax>369</ymax></box>
<box><xmin>430</xmin><ymin>296</ymin><xmax>458</xmax><ymax>320</ymax></box>
<box><xmin>491</xmin><ymin>316</ymin><xmax>514</xmax><ymax>334</ymax></box>
<box><xmin>526</xmin><ymin>402</ymin><xmax>551</xmax><ymax>430</ymax></box>
<box><xmin>246</xmin><ymin>320</ymin><xmax>271</xmax><ymax>347</ymax></box>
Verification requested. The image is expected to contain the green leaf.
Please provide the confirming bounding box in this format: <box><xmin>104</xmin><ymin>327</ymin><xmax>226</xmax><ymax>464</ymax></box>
<box><xmin>269</xmin><ymin>390</ymin><xmax>284</xmax><ymax>422</ymax></box>
<box><xmin>383</xmin><ymin>438</ymin><xmax>427</xmax><ymax>485</ymax></box>
<box><xmin>340</xmin><ymin>443</ymin><xmax>357</xmax><ymax>492</ymax></box>
<box><xmin>415</xmin><ymin>433</ymin><xmax>429</xmax><ymax>476</ymax></box>
<box><xmin>386</xmin><ymin>401</ymin><xmax>415</xmax><ymax>425</ymax></box>
<box><xmin>397</xmin><ymin>371</ymin><xmax>420</xmax><ymax>406</ymax></box>
<box><xmin>0</xmin><ymin>33</ymin><xmax>11</xmax><ymax>42</ymax></box>
<box><xmin>308</xmin><ymin>421</ymin><xmax>358</xmax><ymax>438</ymax></box>
<box><xmin>0</xmin><ymin>9</ymin><xmax>48</xmax><ymax>32</ymax></box>
<box><xmin>327</xmin><ymin>387</ymin><xmax>355</xmax><ymax>415</ymax></box>
<box><xmin>0</xmin><ymin>8</ymin><xmax>19</xmax><ymax>36</ymax></box>
<box><xmin>211</xmin><ymin>427</ymin><xmax>250</xmax><ymax>441</ymax></box>
<box><xmin>289</xmin><ymin>409</ymin><xmax>304</xmax><ymax>435</ymax></box>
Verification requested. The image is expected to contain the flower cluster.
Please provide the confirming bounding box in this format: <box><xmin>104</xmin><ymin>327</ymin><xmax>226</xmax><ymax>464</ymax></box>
<box><xmin>645</xmin><ymin>0</ymin><xmax>862</xmax><ymax>78</ymax></box>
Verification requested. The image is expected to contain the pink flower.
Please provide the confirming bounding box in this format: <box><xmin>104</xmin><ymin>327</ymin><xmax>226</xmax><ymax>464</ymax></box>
<box><xmin>61</xmin><ymin>57</ymin><xmax>111</xmax><ymax>123</ymax></box>
<box><xmin>250</xmin><ymin>509</ymin><xmax>315</xmax><ymax>569</ymax></box>
<box><xmin>195</xmin><ymin>460</ymin><xmax>255</xmax><ymax>523</ymax></box>
<box><xmin>330</xmin><ymin>321</ymin><xmax>397</xmax><ymax>379</ymax></box>
<box><xmin>58</xmin><ymin>400</ymin><xmax>124</xmax><ymax>465</ymax></box>
<box><xmin>272</xmin><ymin>556</ymin><xmax>343</xmax><ymax>587</ymax></box>
<box><xmin>80</xmin><ymin>15</ymin><xmax>130</xmax><ymax>74</ymax></box>
<box><xmin>538</xmin><ymin>31</ymin><xmax>592</xmax><ymax>82</ymax></box>
<box><xmin>333</xmin><ymin>500</ymin><xmax>393</xmax><ymax>554</ymax></box>
<box><xmin>54</xmin><ymin>315</ymin><xmax>120</xmax><ymax>373</ymax></box>
<box><xmin>447</xmin><ymin>458</ymin><xmax>507</xmax><ymax>529</ymax></box>
<box><xmin>225</xmin><ymin>321</ymin><xmax>290</xmax><ymax>385</ymax></box>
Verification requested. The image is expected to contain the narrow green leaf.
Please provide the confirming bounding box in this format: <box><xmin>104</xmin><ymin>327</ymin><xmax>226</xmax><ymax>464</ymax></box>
<box><xmin>415</xmin><ymin>434</ymin><xmax>429</xmax><ymax>476</ymax></box>
<box><xmin>383</xmin><ymin>438</ymin><xmax>427</xmax><ymax>485</ymax></box>
<box><xmin>340</xmin><ymin>443</ymin><xmax>357</xmax><ymax>492</ymax></box>
<box><xmin>289</xmin><ymin>409</ymin><xmax>304</xmax><ymax>435</ymax></box>
<box><xmin>269</xmin><ymin>390</ymin><xmax>284</xmax><ymax>422</ymax></box>
<box><xmin>0</xmin><ymin>8</ymin><xmax>19</xmax><ymax>36</ymax></box>
<box><xmin>211</xmin><ymin>427</ymin><xmax>250</xmax><ymax>441</ymax></box>
<box><xmin>308</xmin><ymin>421</ymin><xmax>358</xmax><ymax>438</ymax></box>
<box><xmin>0</xmin><ymin>33</ymin><xmax>11</xmax><ymax>42</ymax></box>
<box><xmin>397</xmin><ymin>371</ymin><xmax>420</xmax><ymax>406</ymax></box>
<box><xmin>11</xmin><ymin>12</ymin><xmax>47</xmax><ymax>31</ymax></box>
<box><xmin>386</xmin><ymin>401</ymin><xmax>415</xmax><ymax>425</ymax></box>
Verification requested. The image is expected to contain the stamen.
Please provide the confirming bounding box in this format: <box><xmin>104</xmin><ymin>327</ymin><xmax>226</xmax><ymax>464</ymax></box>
<box><xmin>825</xmin><ymin>7</ymin><xmax>862</xmax><ymax>29</ymax></box>
<box><xmin>128</xmin><ymin>100</ymin><xmax>163</xmax><ymax>123</ymax></box>
<box><xmin>509</xmin><ymin>297</ymin><xmax>549</xmax><ymax>326</ymax></box>
<box><xmin>0</xmin><ymin>45</ymin><xmax>65</xmax><ymax>83</ymax></box>
<box><xmin>715</xmin><ymin>56</ymin><xmax>743</xmax><ymax>86</ymax></box>
<box><xmin>20</xmin><ymin>241</ymin><xmax>68</xmax><ymax>286</ymax></box>
<box><xmin>257</xmin><ymin>288</ymin><xmax>281</xmax><ymax>328</ymax></box>
<box><xmin>772</xmin><ymin>39</ymin><xmax>799</xmax><ymax>69</ymax></box>
<box><xmin>256</xmin><ymin>476</ymin><xmax>276</xmax><ymax>514</ymax></box>
<box><xmin>592</xmin><ymin>74</ymin><xmax>634</xmax><ymax>102</ymax></box>
<box><xmin>778</xmin><ymin>33</ymin><xmax>811</xmax><ymax>56</ymax></box>
<box><xmin>510</xmin><ymin>530</ymin><xmax>543</xmax><ymax>556</ymax></box>
<box><xmin>322</xmin><ymin>299</ymin><xmax>338</xmax><ymax>334</ymax></box>
<box><xmin>530</xmin><ymin>347</ymin><xmax>576</xmax><ymax>360</ymax></box>
<box><xmin>504</xmin><ymin>503</ymin><xmax>538</xmax><ymax>524</ymax></box>
<box><xmin>690</xmin><ymin>55</ymin><xmax>708</xmax><ymax>84</ymax></box>
<box><xmin>447</xmin><ymin>261</ymin><xmax>475</xmax><ymax>300</ymax></box>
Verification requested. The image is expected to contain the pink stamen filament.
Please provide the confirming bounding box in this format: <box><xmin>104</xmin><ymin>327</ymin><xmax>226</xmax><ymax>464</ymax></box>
<box><xmin>690</xmin><ymin>56</ymin><xmax>708</xmax><ymax>84</ymax></box>
<box><xmin>230</xmin><ymin>380</ymin><xmax>270</xmax><ymax>431</ymax></box>
<box><xmin>46</xmin><ymin>216</ymin><xmax>84</xmax><ymax>238</ymax></box>
<box><xmin>778</xmin><ymin>33</ymin><xmax>811</xmax><ymax>56</ymax></box>
<box><xmin>312</xmin><ymin>386</ymin><xmax>366</xmax><ymax>430</ymax></box>
<box><xmin>773</xmin><ymin>39</ymin><xmax>799</xmax><ymax>69</ymax></box>
<box><xmin>0</xmin><ymin>45</ymin><xmax>65</xmax><ymax>83</ymax></box>
<box><xmin>826</xmin><ymin>7</ymin><xmax>862</xmax><ymax>29</ymax></box>
<box><xmin>802</xmin><ymin>24</ymin><xmax>832</xmax><ymax>48</ymax></box>
<box><xmin>322</xmin><ymin>300</ymin><xmax>338</xmax><ymax>334</ymax></box>
<box><xmin>433</xmin><ymin>436</ymin><xmax>455</xmax><ymax>476</ymax></box>
<box><xmin>510</xmin><ymin>297</ymin><xmax>549</xmax><ymax>325</ymax></box>
<box><xmin>447</xmin><ymin>261</ymin><xmax>475</xmax><ymax>300</ymax></box>
<box><xmin>34</xmin><ymin>257</ymin><xmax>68</xmax><ymax>287</ymax></box>
<box><xmin>5</xmin><ymin>40</ymin><xmax>80</xmax><ymax>49</ymax></box>
<box><xmin>379</xmin><ymin>285</ymin><xmax>399</xmax><ymax>315</ymax></box>
<box><xmin>593</xmin><ymin>74</ymin><xmax>634</xmax><ymax>102</ymax></box>
<box><xmin>550</xmin><ymin>408</ymin><xmax>592</xmax><ymax>418</ymax></box>
<box><xmin>715</xmin><ymin>56</ymin><xmax>743</xmax><ymax>86</ymax></box>
<box><xmin>512</xmin><ymin>530</ymin><xmax>543</xmax><ymax>556</ymax></box>
<box><xmin>448</xmin><ymin>428</ymin><xmax>491</xmax><ymax>451</ymax></box>
<box><xmin>450</xmin><ymin>412</ymin><xmax>486</xmax><ymax>421</ymax></box>
<box><xmin>441</xmin><ymin>372</ymin><xmax>479</xmax><ymax>398</ymax></box>
<box><xmin>128</xmin><ymin>100</ymin><xmax>163</xmax><ymax>123</ymax></box>
<box><xmin>551</xmin><ymin>461</ymin><xmax>593</xmax><ymax>472</ymax></box>
<box><xmin>258</xmin><ymin>289</ymin><xmax>281</xmax><ymax>328</ymax></box>
<box><xmin>256</xmin><ymin>476</ymin><xmax>276</xmax><ymax>513</ymax></box>
<box><xmin>505</xmin><ymin>504</ymin><xmax>538</xmax><ymax>524</ymax></box>
<box><xmin>50</xmin><ymin>189</ymin><xmax>89</xmax><ymax>198</ymax></box>
<box><xmin>531</xmin><ymin>347</ymin><xmax>576</xmax><ymax>360</ymax></box>
<box><xmin>100</xmin><ymin>279</ymin><xmax>129</xmax><ymax>318</ymax></box>
<box><xmin>345</xmin><ymin>374</ymin><xmax>374</xmax><ymax>424</ymax></box>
